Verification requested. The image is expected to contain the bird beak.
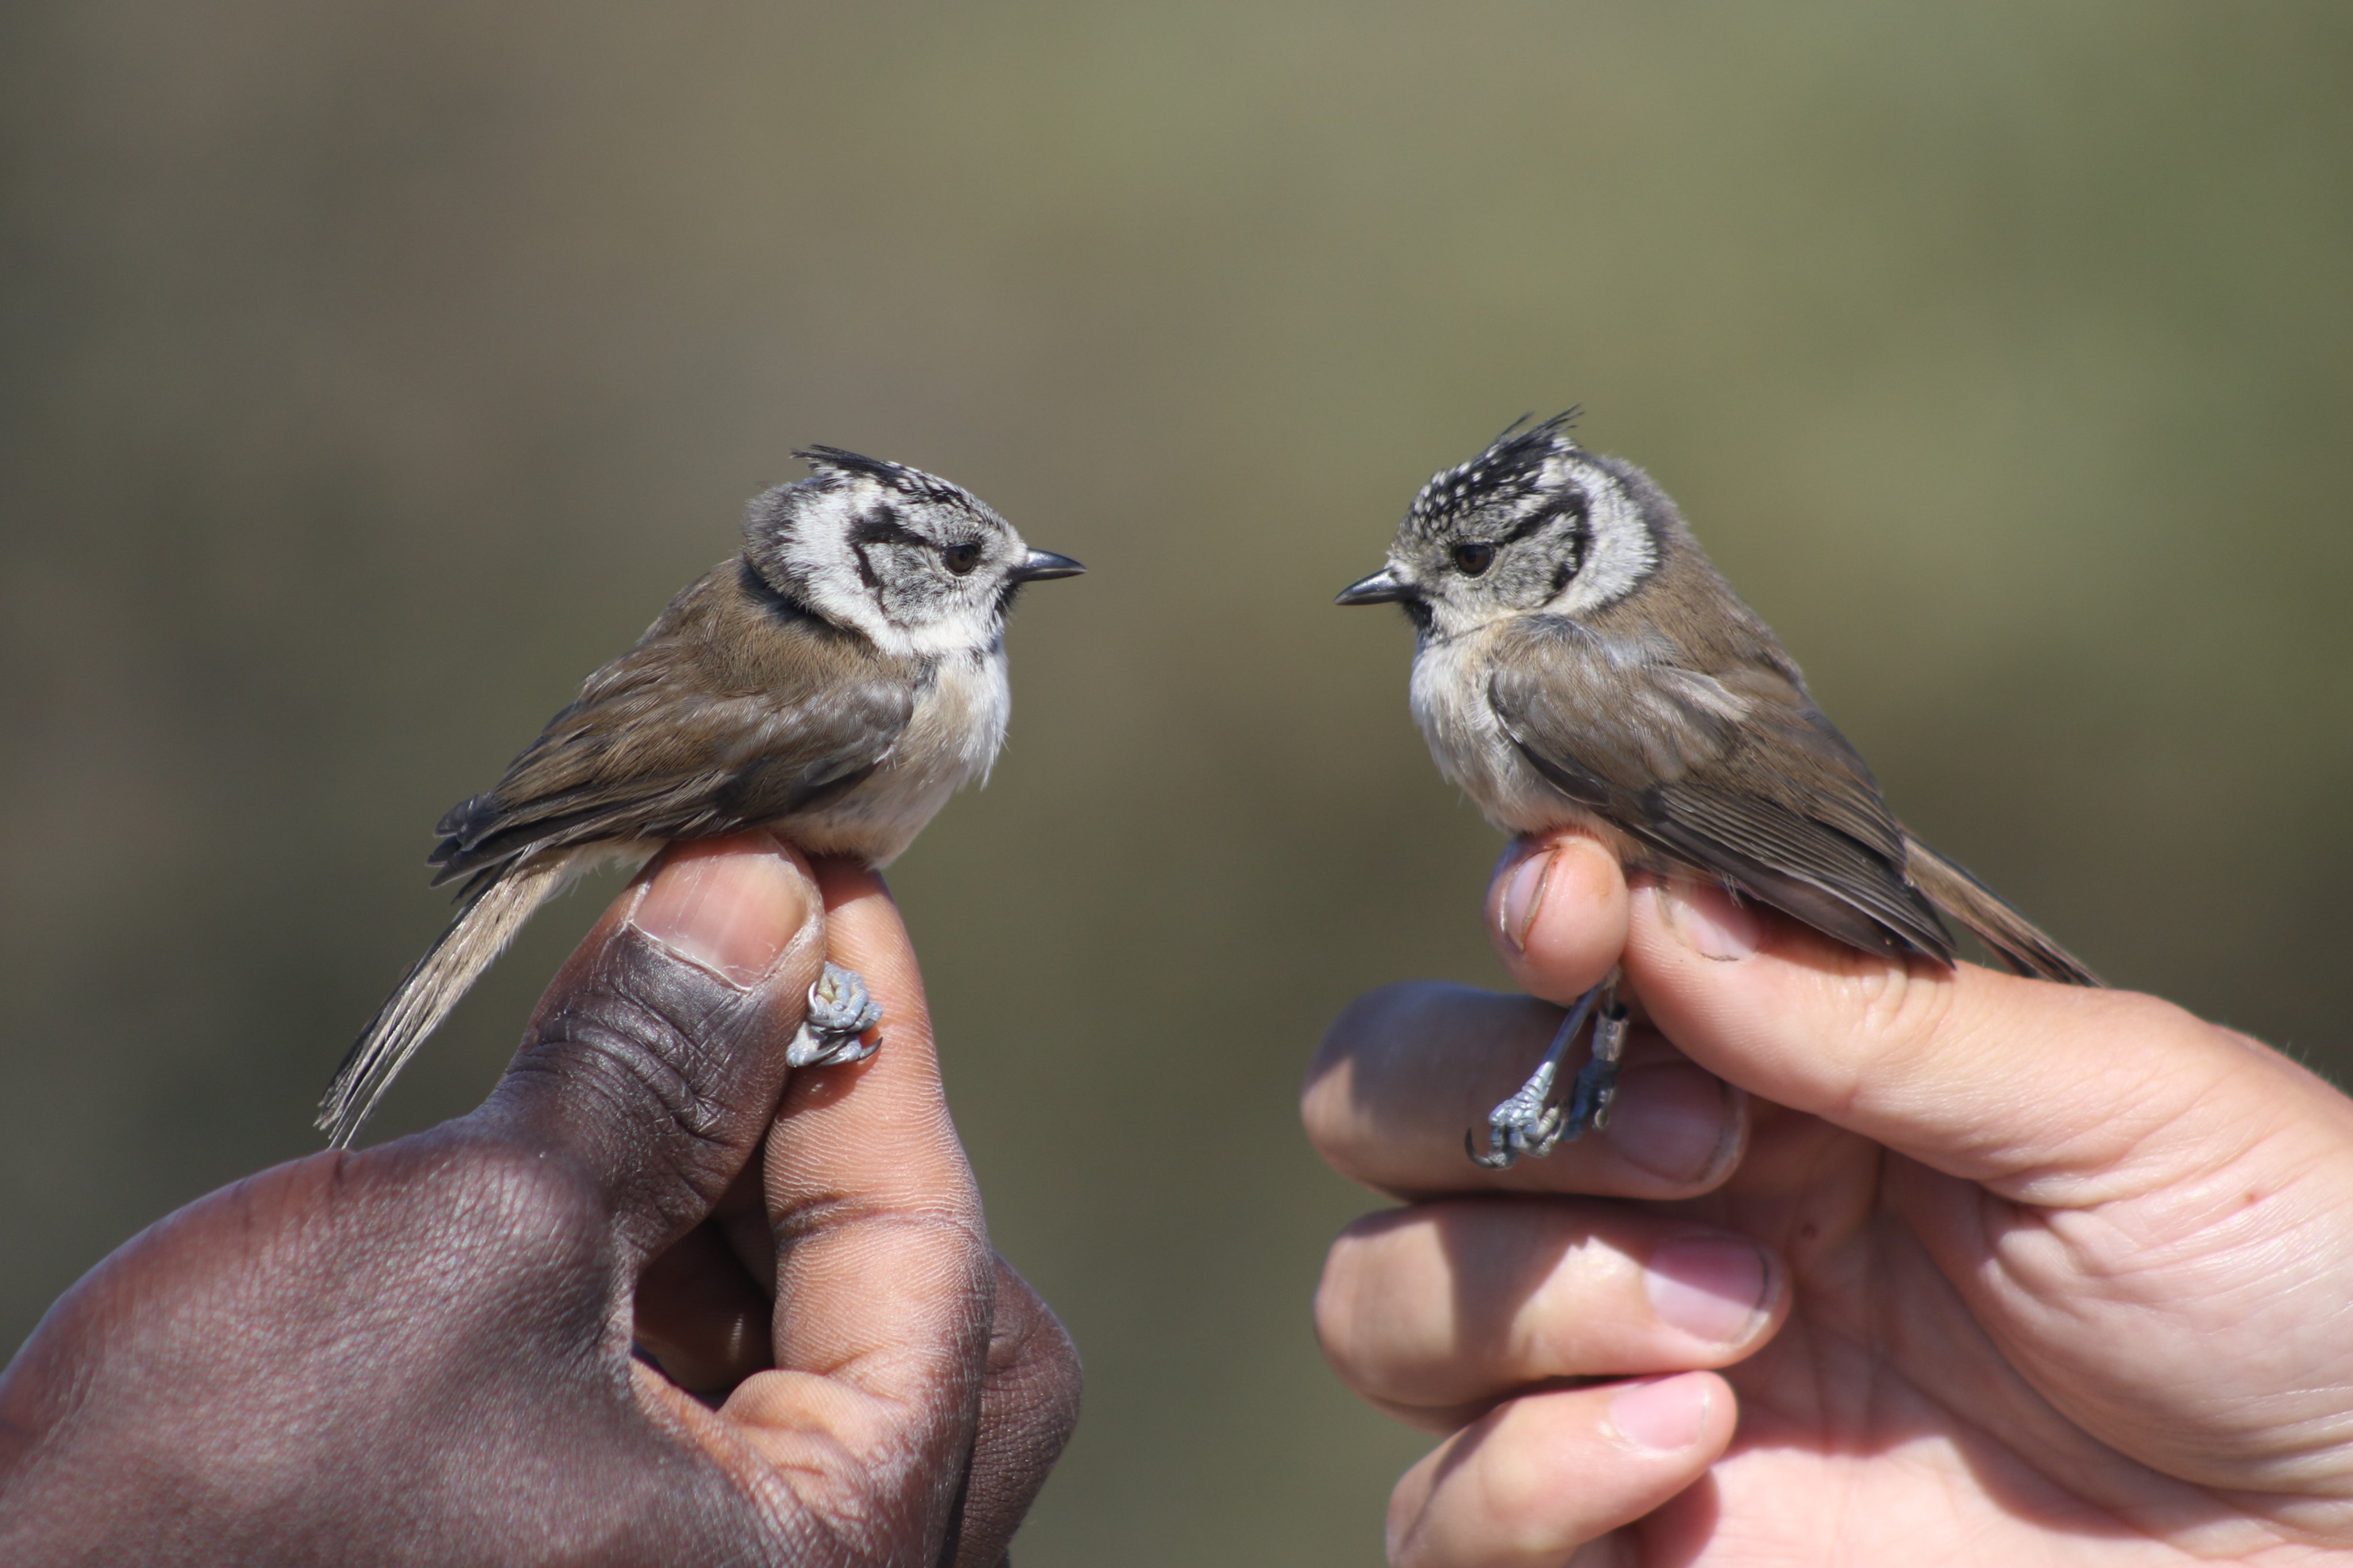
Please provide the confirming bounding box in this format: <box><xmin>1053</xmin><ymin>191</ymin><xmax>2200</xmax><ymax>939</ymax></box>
<box><xmin>1010</xmin><ymin>549</ymin><xmax>1086</xmax><ymax>582</ymax></box>
<box><xmin>1334</xmin><ymin>567</ymin><xmax>1410</xmax><ymax>605</ymax></box>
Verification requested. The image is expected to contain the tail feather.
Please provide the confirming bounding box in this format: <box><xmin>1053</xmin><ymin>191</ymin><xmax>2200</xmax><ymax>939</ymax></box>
<box><xmin>319</xmin><ymin>852</ymin><xmax>575</xmax><ymax>1147</ymax></box>
<box><xmin>1902</xmin><ymin>833</ymin><xmax>2102</xmax><ymax>987</ymax></box>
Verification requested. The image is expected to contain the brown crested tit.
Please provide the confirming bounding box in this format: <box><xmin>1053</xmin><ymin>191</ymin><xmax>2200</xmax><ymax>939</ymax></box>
<box><xmin>1337</xmin><ymin>412</ymin><xmax>2099</xmax><ymax>1169</ymax></box>
<box><xmin>321</xmin><ymin>447</ymin><xmax>1083</xmax><ymax>1147</ymax></box>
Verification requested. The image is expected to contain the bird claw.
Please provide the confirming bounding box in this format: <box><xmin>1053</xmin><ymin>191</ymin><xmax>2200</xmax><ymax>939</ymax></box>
<box><xmin>1468</xmin><ymin>974</ymin><xmax>1627</xmax><ymax>1170</ymax></box>
<box><xmin>786</xmin><ymin>961</ymin><xmax>884</xmax><ymax>1068</ymax></box>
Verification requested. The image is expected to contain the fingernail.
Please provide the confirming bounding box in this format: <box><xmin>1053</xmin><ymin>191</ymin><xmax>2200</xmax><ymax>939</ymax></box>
<box><xmin>1608</xmin><ymin>1373</ymin><xmax>1712</xmax><ymax>1454</ymax></box>
<box><xmin>1499</xmin><ymin>848</ymin><xmax>1557</xmax><ymax>953</ymax></box>
<box><xmin>1644</xmin><ymin>1235</ymin><xmax>1772</xmax><ymax>1344</ymax></box>
<box><xmin>628</xmin><ymin>836</ymin><xmax>808</xmax><ymax>988</ymax></box>
<box><xmin>1605</xmin><ymin>1063</ymin><xmax>1740</xmax><ymax>1183</ymax></box>
<box><xmin>1659</xmin><ymin>879</ymin><xmax>1759</xmax><ymax>962</ymax></box>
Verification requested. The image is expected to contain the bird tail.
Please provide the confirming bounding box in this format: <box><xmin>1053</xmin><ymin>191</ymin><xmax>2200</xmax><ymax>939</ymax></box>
<box><xmin>319</xmin><ymin>851</ymin><xmax>577</xmax><ymax>1147</ymax></box>
<box><xmin>1901</xmin><ymin>834</ymin><xmax>2102</xmax><ymax>987</ymax></box>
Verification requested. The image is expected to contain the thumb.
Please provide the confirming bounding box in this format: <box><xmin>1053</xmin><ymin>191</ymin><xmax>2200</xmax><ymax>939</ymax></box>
<box><xmin>473</xmin><ymin>832</ymin><xmax>828</xmax><ymax>1266</ymax></box>
<box><xmin>1620</xmin><ymin>878</ymin><xmax>2320</xmax><ymax>1203</ymax></box>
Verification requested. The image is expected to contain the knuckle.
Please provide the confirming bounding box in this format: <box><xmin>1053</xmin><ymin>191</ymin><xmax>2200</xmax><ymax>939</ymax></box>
<box><xmin>1846</xmin><ymin>954</ymin><xmax>1951</xmax><ymax>1043</ymax></box>
<box><xmin>1820</xmin><ymin>952</ymin><xmax>1959</xmax><ymax>1089</ymax></box>
<box><xmin>515</xmin><ymin>936</ymin><xmax>766</xmax><ymax>1163</ymax></box>
<box><xmin>774</xmin><ymin>1191</ymin><xmax>988</xmax><ymax>1257</ymax></box>
<box><xmin>2104</xmin><ymin>987</ymin><xmax>2207</xmax><ymax>1046</ymax></box>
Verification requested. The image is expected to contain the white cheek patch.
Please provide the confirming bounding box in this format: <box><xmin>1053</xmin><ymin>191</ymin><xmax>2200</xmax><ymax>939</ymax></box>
<box><xmin>769</xmin><ymin>479</ymin><xmax>897</xmax><ymax>644</ymax></box>
<box><xmin>1550</xmin><ymin>479</ymin><xmax>1655</xmax><ymax>616</ymax></box>
<box><xmin>765</xmin><ymin>478</ymin><xmax>1018</xmax><ymax>659</ymax></box>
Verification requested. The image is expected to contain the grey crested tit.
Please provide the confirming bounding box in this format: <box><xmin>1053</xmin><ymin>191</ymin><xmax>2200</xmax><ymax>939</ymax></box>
<box><xmin>321</xmin><ymin>447</ymin><xmax>1083</xmax><ymax>1146</ymax></box>
<box><xmin>1337</xmin><ymin>412</ymin><xmax>2099</xmax><ymax>1169</ymax></box>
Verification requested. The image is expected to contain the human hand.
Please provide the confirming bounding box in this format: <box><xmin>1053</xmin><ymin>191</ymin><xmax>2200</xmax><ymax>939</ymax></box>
<box><xmin>0</xmin><ymin>833</ymin><xmax>1079</xmax><ymax>1567</ymax></box>
<box><xmin>1303</xmin><ymin>832</ymin><xmax>2353</xmax><ymax>1565</ymax></box>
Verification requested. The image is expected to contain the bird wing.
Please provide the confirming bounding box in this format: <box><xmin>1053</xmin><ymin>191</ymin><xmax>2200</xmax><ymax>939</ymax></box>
<box><xmin>1486</xmin><ymin>614</ymin><xmax>1954</xmax><ymax>962</ymax></box>
<box><xmin>428</xmin><ymin>562</ymin><xmax>915</xmax><ymax>890</ymax></box>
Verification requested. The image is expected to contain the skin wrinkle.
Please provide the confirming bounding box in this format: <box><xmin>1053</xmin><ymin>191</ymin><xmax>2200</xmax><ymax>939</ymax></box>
<box><xmin>1779</xmin><ymin>1114</ymin><xmax>2259</xmax><ymax>1542</ymax></box>
<box><xmin>636</xmin><ymin>1381</ymin><xmax>803</xmax><ymax>1524</ymax></box>
<box><xmin>1318</xmin><ymin>1204</ymin><xmax>1784</xmax><ymax>1412</ymax></box>
<box><xmin>839</xmin><ymin>1387</ymin><xmax>984</xmax><ymax>1558</ymax></box>
<box><xmin>713</xmin><ymin>1287</ymin><xmax>989</xmax><ymax>1548</ymax></box>
<box><xmin>2000</xmin><ymin>1010</ymin><xmax>2247</xmax><ymax>1195</ymax></box>
<box><xmin>1765</xmin><ymin>1301</ymin><xmax>2155</xmax><ymax>1547</ymax></box>
<box><xmin>1683</xmin><ymin>916</ymin><xmax>2245</xmax><ymax>1212</ymax></box>
<box><xmin>507</xmin><ymin>941</ymin><xmax>788</xmax><ymax>1212</ymax></box>
<box><xmin>1988</xmin><ymin>1206</ymin><xmax>2351</xmax><ymax>1473</ymax></box>
<box><xmin>770</xmin><ymin>1195</ymin><xmax>990</xmax><ymax>1257</ymax></box>
<box><xmin>1793</xmin><ymin>1176</ymin><xmax>2344</xmax><ymax>1550</ymax></box>
<box><xmin>2000</xmin><ymin>1071</ymin><xmax>2289</xmax><ymax>1250</ymax></box>
<box><xmin>595</xmin><ymin>934</ymin><xmax>761</xmax><ymax>1067</ymax></box>
<box><xmin>547</xmin><ymin>1017</ymin><xmax>736</xmax><ymax>1153</ymax></box>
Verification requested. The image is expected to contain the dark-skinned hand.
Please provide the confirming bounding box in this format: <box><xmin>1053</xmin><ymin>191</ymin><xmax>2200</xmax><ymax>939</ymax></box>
<box><xmin>0</xmin><ymin>833</ymin><xmax>1079</xmax><ymax>1567</ymax></box>
<box><xmin>1305</xmin><ymin>832</ymin><xmax>2353</xmax><ymax>1566</ymax></box>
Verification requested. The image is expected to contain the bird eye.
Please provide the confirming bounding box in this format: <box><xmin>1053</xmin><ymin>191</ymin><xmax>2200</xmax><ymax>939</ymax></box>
<box><xmin>942</xmin><ymin>541</ymin><xmax>982</xmax><ymax>576</ymax></box>
<box><xmin>1451</xmin><ymin>542</ymin><xmax>1496</xmax><ymax>577</ymax></box>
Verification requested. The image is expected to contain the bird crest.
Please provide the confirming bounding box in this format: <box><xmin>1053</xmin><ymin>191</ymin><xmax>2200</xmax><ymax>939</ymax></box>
<box><xmin>793</xmin><ymin>445</ymin><xmax>983</xmax><ymax>513</ymax></box>
<box><xmin>1402</xmin><ymin>408</ymin><xmax>1581</xmax><ymax>542</ymax></box>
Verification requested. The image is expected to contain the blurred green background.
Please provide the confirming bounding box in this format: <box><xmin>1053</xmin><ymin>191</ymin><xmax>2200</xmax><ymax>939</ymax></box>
<box><xmin>3</xmin><ymin>1</ymin><xmax>2348</xmax><ymax>1559</ymax></box>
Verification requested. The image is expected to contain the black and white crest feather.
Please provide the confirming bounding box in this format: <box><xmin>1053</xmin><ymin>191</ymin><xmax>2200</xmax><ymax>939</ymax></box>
<box><xmin>793</xmin><ymin>445</ymin><xmax>988</xmax><ymax>513</ymax></box>
<box><xmin>1402</xmin><ymin>408</ymin><xmax>1582</xmax><ymax>543</ymax></box>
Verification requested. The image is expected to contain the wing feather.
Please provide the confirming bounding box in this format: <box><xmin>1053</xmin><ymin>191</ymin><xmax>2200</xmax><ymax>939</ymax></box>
<box><xmin>429</xmin><ymin>562</ymin><xmax>914</xmax><ymax>889</ymax></box>
<box><xmin>1488</xmin><ymin>615</ymin><xmax>1953</xmax><ymax>962</ymax></box>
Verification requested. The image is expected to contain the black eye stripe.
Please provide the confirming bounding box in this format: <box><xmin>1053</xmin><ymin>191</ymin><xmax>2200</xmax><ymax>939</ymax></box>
<box><xmin>1449</xmin><ymin>490</ymin><xmax>1589</xmax><ymax>577</ymax></box>
<box><xmin>848</xmin><ymin>504</ymin><xmax>930</xmax><ymax>549</ymax></box>
<box><xmin>1496</xmin><ymin>490</ymin><xmax>1587</xmax><ymax>548</ymax></box>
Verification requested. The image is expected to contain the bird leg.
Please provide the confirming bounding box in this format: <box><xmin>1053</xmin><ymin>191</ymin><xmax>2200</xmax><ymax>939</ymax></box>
<box><xmin>1469</xmin><ymin>968</ymin><xmax>1629</xmax><ymax>1170</ymax></box>
<box><xmin>786</xmin><ymin>961</ymin><xmax>884</xmax><ymax>1068</ymax></box>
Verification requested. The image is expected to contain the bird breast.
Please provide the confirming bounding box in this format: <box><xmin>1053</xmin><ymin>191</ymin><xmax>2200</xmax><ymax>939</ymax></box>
<box><xmin>1410</xmin><ymin>626</ymin><xmax>1554</xmax><ymax>833</ymax></box>
<box><xmin>790</xmin><ymin>647</ymin><xmax>1011</xmax><ymax>867</ymax></box>
<box><xmin>1407</xmin><ymin>625</ymin><xmax>1637</xmax><ymax>858</ymax></box>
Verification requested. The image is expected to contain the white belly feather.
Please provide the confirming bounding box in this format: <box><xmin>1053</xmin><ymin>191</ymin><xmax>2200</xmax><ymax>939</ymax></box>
<box><xmin>1408</xmin><ymin>626</ymin><xmax>1636</xmax><ymax>859</ymax></box>
<box><xmin>786</xmin><ymin>648</ymin><xmax>1011</xmax><ymax>867</ymax></box>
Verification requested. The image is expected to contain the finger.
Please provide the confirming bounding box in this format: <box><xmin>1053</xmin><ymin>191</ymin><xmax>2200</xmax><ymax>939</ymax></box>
<box><xmin>1388</xmin><ymin>1373</ymin><xmax>1734</xmax><ymax>1568</ymax></box>
<box><xmin>950</xmin><ymin>1257</ymin><xmax>1084</xmax><ymax>1568</ymax></box>
<box><xmin>1304</xmin><ymin>983</ymin><xmax>1746</xmax><ymax>1199</ymax></box>
<box><xmin>1486</xmin><ymin>832</ymin><xmax>1630</xmax><ymax>1003</ymax></box>
<box><xmin>473</xmin><ymin>832</ymin><xmax>828</xmax><ymax>1269</ymax></box>
<box><xmin>718</xmin><ymin>860</ymin><xmax>997</xmax><ymax>1559</ymax></box>
<box><xmin>1316</xmin><ymin>1200</ymin><xmax>1783</xmax><ymax>1422</ymax></box>
<box><xmin>1622</xmin><ymin>876</ymin><xmax>2353</xmax><ymax>1202</ymax></box>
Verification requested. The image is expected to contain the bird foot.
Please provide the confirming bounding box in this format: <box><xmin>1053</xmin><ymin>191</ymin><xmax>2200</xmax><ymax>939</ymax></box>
<box><xmin>1468</xmin><ymin>971</ymin><xmax>1627</xmax><ymax>1169</ymax></box>
<box><xmin>786</xmin><ymin>961</ymin><xmax>884</xmax><ymax>1068</ymax></box>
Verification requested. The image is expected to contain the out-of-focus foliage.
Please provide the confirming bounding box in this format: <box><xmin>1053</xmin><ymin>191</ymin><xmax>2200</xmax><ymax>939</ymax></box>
<box><xmin>2</xmin><ymin>2</ymin><xmax>2347</xmax><ymax>1561</ymax></box>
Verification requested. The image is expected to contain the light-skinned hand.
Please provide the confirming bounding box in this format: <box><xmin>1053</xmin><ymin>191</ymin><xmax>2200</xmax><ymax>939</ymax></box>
<box><xmin>1304</xmin><ymin>831</ymin><xmax>2353</xmax><ymax>1566</ymax></box>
